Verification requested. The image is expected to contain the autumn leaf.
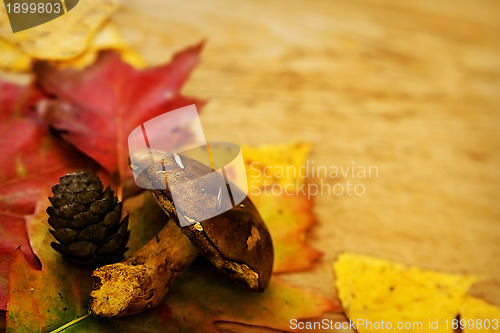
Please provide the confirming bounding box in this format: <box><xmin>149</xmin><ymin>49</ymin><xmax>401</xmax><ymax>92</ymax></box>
<box><xmin>251</xmin><ymin>194</ymin><xmax>321</xmax><ymax>273</ymax></box>
<box><xmin>34</xmin><ymin>43</ymin><xmax>205</xmax><ymax>188</ymax></box>
<box><xmin>241</xmin><ymin>142</ymin><xmax>322</xmax><ymax>273</ymax></box>
<box><xmin>0</xmin><ymin>2</ymin><xmax>143</xmax><ymax>72</ymax></box>
<box><xmin>0</xmin><ymin>83</ymin><xmax>72</xmax><ymax>217</ymax></box>
<box><xmin>7</xmin><ymin>198</ymin><xmax>93</xmax><ymax>333</ymax></box>
<box><xmin>60</xmin><ymin>21</ymin><xmax>146</xmax><ymax>70</ymax></box>
<box><xmin>0</xmin><ymin>0</ymin><xmax>118</xmax><ymax>61</ymax></box>
<box><xmin>333</xmin><ymin>253</ymin><xmax>480</xmax><ymax>333</ymax></box>
<box><xmin>8</xmin><ymin>192</ymin><xmax>336</xmax><ymax>332</ymax></box>
<box><xmin>0</xmin><ymin>216</ymin><xmax>31</xmax><ymax>312</ymax></box>
<box><xmin>0</xmin><ymin>81</ymin><xmax>97</xmax><ymax>310</ymax></box>
<box><xmin>0</xmin><ymin>37</ymin><xmax>31</xmax><ymax>71</ymax></box>
<box><xmin>461</xmin><ymin>296</ymin><xmax>500</xmax><ymax>333</ymax></box>
<box><xmin>242</xmin><ymin>142</ymin><xmax>312</xmax><ymax>192</ymax></box>
<box><xmin>121</xmin><ymin>192</ymin><xmax>167</xmax><ymax>255</ymax></box>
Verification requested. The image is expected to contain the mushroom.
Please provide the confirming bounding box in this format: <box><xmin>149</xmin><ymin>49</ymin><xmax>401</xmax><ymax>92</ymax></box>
<box><xmin>90</xmin><ymin>149</ymin><xmax>274</xmax><ymax>317</ymax></box>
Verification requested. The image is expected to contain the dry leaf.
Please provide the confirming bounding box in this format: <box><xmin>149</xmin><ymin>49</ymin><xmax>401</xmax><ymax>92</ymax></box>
<box><xmin>241</xmin><ymin>142</ymin><xmax>321</xmax><ymax>273</ymax></box>
<box><xmin>0</xmin><ymin>0</ymin><xmax>142</xmax><ymax>72</ymax></box>
<box><xmin>461</xmin><ymin>296</ymin><xmax>500</xmax><ymax>333</ymax></box>
<box><xmin>0</xmin><ymin>0</ymin><xmax>118</xmax><ymax>61</ymax></box>
<box><xmin>0</xmin><ymin>38</ymin><xmax>30</xmax><ymax>71</ymax></box>
<box><xmin>333</xmin><ymin>253</ymin><xmax>479</xmax><ymax>333</ymax></box>
<box><xmin>242</xmin><ymin>142</ymin><xmax>311</xmax><ymax>192</ymax></box>
<box><xmin>58</xmin><ymin>21</ymin><xmax>145</xmax><ymax>69</ymax></box>
<box><xmin>251</xmin><ymin>193</ymin><xmax>321</xmax><ymax>273</ymax></box>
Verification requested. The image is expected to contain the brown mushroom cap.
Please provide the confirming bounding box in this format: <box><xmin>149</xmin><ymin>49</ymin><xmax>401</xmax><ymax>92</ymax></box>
<box><xmin>133</xmin><ymin>149</ymin><xmax>274</xmax><ymax>292</ymax></box>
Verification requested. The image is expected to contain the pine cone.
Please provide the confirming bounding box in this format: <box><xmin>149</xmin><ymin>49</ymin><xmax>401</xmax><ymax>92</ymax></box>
<box><xmin>47</xmin><ymin>172</ymin><xmax>130</xmax><ymax>266</ymax></box>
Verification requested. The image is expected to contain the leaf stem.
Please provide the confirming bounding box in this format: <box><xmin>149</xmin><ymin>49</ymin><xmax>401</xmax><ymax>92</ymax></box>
<box><xmin>49</xmin><ymin>312</ymin><xmax>91</xmax><ymax>333</ymax></box>
<box><xmin>117</xmin><ymin>183</ymin><xmax>123</xmax><ymax>201</ymax></box>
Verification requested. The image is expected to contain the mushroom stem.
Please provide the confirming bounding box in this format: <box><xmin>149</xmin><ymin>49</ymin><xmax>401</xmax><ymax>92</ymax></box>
<box><xmin>89</xmin><ymin>220</ymin><xmax>198</xmax><ymax>317</ymax></box>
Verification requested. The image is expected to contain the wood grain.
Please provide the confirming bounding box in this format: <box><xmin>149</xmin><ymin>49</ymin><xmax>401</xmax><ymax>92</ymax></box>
<box><xmin>114</xmin><ymin>0</ymin><xmax>500</xmax><ymax>330</ymax></box>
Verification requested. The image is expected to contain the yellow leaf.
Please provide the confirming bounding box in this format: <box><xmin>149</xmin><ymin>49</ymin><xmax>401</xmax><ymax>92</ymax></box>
<box><xmin>240</xmin><ymin>141</ymin><xmax>321</xmax><ymax>273</ymax></box>
<box><xmin>2</xmin><ymin>0</ymin><xmax>118</xmax><ymax>60</ymax></box>
<box><xmin>242</xmin><ymin>141</ymin><xmax>311</xmax><ymax>192</ymax></box>
<box><xmin>0</xmin><ymin>1</ymin><xmax>144</xmax><ymax>71</ymax></box>
<box><xmin>59</xmin><ymin>21</ymin><xmax>146</xmax><ymax>69</ymax></box>
<box><xmin>0</xmin><ymin>38</ymin><xmax>31</xmax><ymax>71</ymax></box>
<box><xmin>461</xmin><ymin>296</ymin><xmax>500</xmax><ymax>333</ymax></box>
<box><xmin>333</xmin><ymin>253</ymin><xmax>479</xmax><ymax>333</ymax></box>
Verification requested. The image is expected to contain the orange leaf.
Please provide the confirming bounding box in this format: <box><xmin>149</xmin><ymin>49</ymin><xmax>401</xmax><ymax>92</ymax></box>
<box><xmin>242</xmin><ymin>142</ymin><xmax>322</xmax><ymax>273</ymax></box>
<box><xmin>251</xmin><ymin>193</ymin><xmax>322</xmax><ymax>273</ymax></box>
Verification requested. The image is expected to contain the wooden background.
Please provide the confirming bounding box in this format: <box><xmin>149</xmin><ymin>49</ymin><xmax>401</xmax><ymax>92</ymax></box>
<box><xmin>113</xmin><ymin>0</ymin><xmax>500</xmax><ymax>331</ymax></box>
<box><xmin>2</xmin><ymin>0</ymin><xmax>500</xmax><ymax>332</ymax></box>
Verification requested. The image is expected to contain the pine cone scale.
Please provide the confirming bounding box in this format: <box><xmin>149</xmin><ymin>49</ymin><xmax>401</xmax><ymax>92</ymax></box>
<box><xmin>50</xmin><ymin>228</ymin><xmax>78</xmax><ymax>245</ymax></box>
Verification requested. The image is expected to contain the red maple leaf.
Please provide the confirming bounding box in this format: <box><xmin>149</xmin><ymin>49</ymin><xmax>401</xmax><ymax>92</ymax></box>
<box><xmin>0</xmin><ymin>82</ymin><xmax>94</xmax><ymax>309</ymax></box>
<box><xmin>0</xmin><ymin>43</ymin><xmax>204</xmax><ymax>310</ymax></box>
<box><xmin>34</xmin><ymin>43</ymin><xmax>205</xmax><ymax>193</ymax></box>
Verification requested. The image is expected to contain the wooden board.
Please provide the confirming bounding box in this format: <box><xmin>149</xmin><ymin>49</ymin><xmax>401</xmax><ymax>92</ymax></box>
<box><xmin>113</xmin><ymin>0</ymin><xmax>500</xmax><ymax>331</ymax></box>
